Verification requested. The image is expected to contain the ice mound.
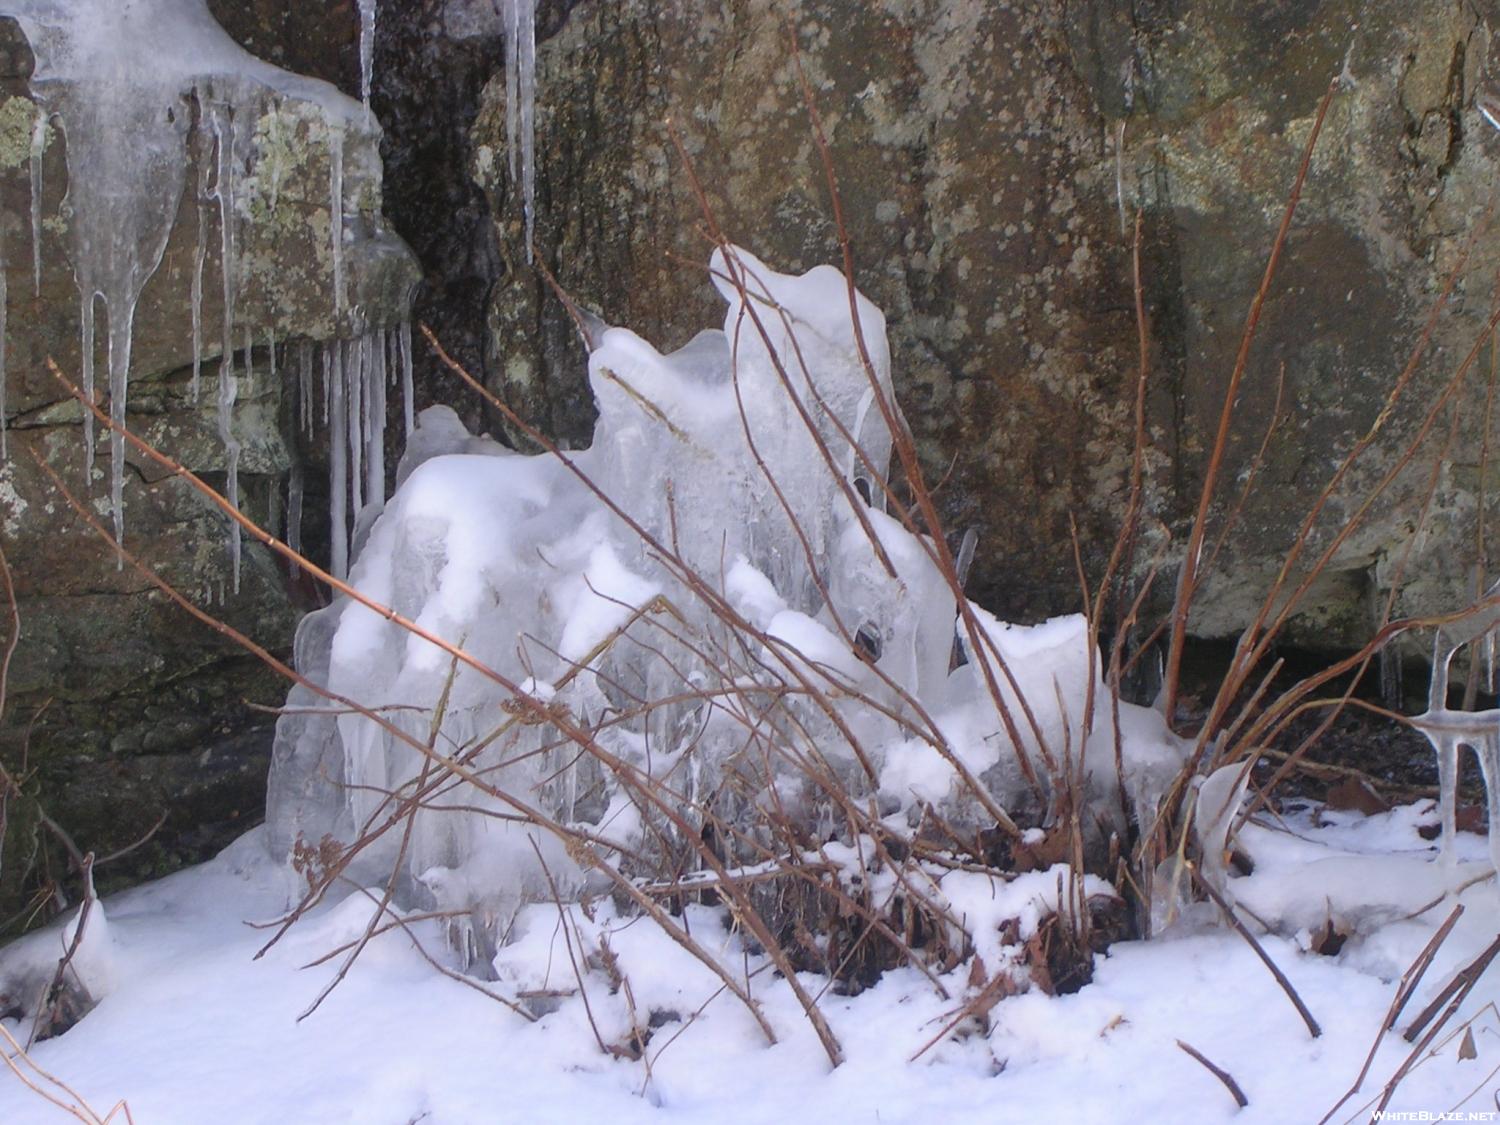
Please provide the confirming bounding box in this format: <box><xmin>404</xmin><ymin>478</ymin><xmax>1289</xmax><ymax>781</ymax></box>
<box><xmin>266</xmin><ymin>247</ymin><xmax>1186</xmax><ymax>962</ymax></box>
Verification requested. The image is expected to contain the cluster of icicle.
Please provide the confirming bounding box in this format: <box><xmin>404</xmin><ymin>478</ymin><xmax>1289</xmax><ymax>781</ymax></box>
<box><xmin>0</xmin><ymin>0</ymin><xmax>425</xmax><ymax>587</ymax></box>
<box><xmin>289</xmin><ymin>326</ymin><xmax>415</xmax><ymax>579</ymax></box>
<box><xmin>266</xmin><ymin>246</ymin><xmax>1189</xmax><ymax>967</ymax></box>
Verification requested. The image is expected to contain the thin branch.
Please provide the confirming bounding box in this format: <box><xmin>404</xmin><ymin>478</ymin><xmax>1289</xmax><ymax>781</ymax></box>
<box><xmin>1189</xmin><ymin>861</ymin><xmax>1321</xmax><ymax>1038</ymax></box>
<box><xmin>1176</xmin><ymin>1039</ymin><xmax>1249</xmax><ymax>1108</ymax></box>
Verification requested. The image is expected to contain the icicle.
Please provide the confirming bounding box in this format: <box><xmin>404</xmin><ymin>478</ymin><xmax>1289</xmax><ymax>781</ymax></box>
<box><xmin>267</xmin><ymin>470</ymin><xmax>282</xmax><ymax>540</ymax></box>
<box><xmin>80</xmin><ymin>292</ymin><xmax>96</xmax><ymax>468</ymax></box>
<box><xmin>357</xmin><ymin>0</ymin><xmax>377</xmax><ymax>125</ymax></box>
<box><xmin>367</xmin><ymin>330</ymin><xmax>386</xmax><ymax>508</ymax></box>
<box><xmin>298</xmin><ymin>340</ymin><xmax>313</xmax><ymax>437</ymax></box>
<box><xmin>502</xmin><ymin>0</ymin><xmax>538</xmax><ymax>261</ymax></box>
<box><xmin>1380</xmin><ymin>646</ymin><xmax>1402</xmax><ymax>709</ymax></box>
<box><xmin>211</xmin><ymin>107</ymin><xmax>243</xmax><ymax>590</ymax></box>
<box><xmin>399</xmin><ymin>319</ymin><xmax>414</xmax><ymax>438</ymax></box>
<box><xmin>211</xmin><ymin>105</ymin><xmax>238</xmax><ymax>364</ymax></box>
<box><xmin>328</xmin><ymin>119</ymin><xmax>345</xmax><ymax>314</ymax></box>
<box><xmin>267</xmin><ymin>327</ymin><xmax>276</xmax><ymax>383</ymax></box>
<box><xmin>190</xmin><ymin>109</ymin><xmax>211</xmax><ymax>402</ymax></box>
<box><xmin>348</xmin><ymin>338</ymin><xmax>364</xmax><ymax>518</ymax></box>
<box><xmin>28</xmin><ymin>105</ymin><xmax>44</xmax><ymax>298</ymax></box>
<box><xmin>217</xmin><ymin>338</ymin><xmax>242</xmax><ymax>594</ymax></box>
<box><xmin>106</xmin><ymin>301</ymin><xmax>138</xmax><ymax>547</ymax></box>
<box><xmin>287</xmin><ymin>461</ymin><xmax>304</xmax><ymax>564</ymax></box>
<box><xmin>328</xmin><ymin>341</ymin><xmax>348</xmax><ymax>579</ymax></box>
<box><xmin>321</xmin><ymin>340</ymin><xmax>331</xmax><ymax>427</ymax></box>
<box><xmin>18</xmin><ymin>2</ymin><xmax>190</xmax><ymax>542</ymax></box>
<box><xmin>504</xmin><ymin>0</ymin><xmax>519</xmax><ymax>181</ymax></box>
<box><xmin>1370</xmin><ymin>567</ymin><xmax>1402</xmax><ymax>709</ymax></box>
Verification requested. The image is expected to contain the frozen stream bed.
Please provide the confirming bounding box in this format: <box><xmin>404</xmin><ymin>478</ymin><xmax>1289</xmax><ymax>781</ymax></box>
<box><xmin>2</xmin><ymin>807</ymin><xmax>1499</xmax><ymax>1123</ymax></box>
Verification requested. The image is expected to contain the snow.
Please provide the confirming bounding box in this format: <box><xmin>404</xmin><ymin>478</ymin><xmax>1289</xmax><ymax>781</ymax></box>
<box><xmin>2</xmin><ymin>813</ymin><xmax>1500</xmax><ymax>1122</ymax></box>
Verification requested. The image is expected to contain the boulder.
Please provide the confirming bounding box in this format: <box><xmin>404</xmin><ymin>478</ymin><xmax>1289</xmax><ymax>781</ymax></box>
<box><xmin>468</xmin><ymin>0</ymin><xmax>1500</xmax><ymax>651</ymax></box>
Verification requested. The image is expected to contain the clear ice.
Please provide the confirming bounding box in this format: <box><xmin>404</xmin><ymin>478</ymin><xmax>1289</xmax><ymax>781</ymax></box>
<box><xmin>358</xmin><ymin>0</ymin><xmax>377</xmax><ymax>123</ymax></box>
<box><xmin>1411</xmin><ymin>585</ymin><xmax>1500</xmax><ymax>877</ymax></box>
<box><xmin>266</xmin><ymin>248</ymin><xmax>1187</xmax><ymax>964</ymax></box>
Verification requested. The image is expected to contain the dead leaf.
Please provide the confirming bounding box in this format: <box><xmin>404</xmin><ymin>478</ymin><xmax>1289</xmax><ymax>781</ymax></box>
<box><xmin>1456</xmin><ymin>804</ymin><xmax>1488</xmax><ymax>835</ymax></box>
<box><xmin>1325</xmin><ymin>777</ymin><xmax>1390</xmax><ymax>817</ymax></box>
<box><xmin>967</xmin><ymin>954</ymin><xmax>988</xmax><ymax>992</ymax></box>
<box><xmin>1460</xmin><ymin>1027</ymin><xmax>1478</xmax><ymax>1061</ymax></box>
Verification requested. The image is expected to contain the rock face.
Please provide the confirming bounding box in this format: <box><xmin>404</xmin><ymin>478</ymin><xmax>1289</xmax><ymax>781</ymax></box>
<box><xmin>0</xmin><ymin>7</ymin><xmax>416</xmax><ymax>916</ymax></box>
<box><xmin>467</xmin><ymin>0</ymin><xmax>1500</xmax><ymax>652</ymax></box>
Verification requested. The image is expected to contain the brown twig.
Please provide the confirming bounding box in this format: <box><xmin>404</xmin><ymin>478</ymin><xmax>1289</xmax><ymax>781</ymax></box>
<box><xmin>1368</xmin><ymin>932</ymin><xmax>1500</xmax><ymax>1118</ymax></box>
<box><xmin>1318</xmin><ymin>904</ymin><xmax>1463</xmax><ymax>1124</ymax></box>
<box><xmin>1176</xmin><ymin>1038</ymin><xmax>1249</xmax><ymax>1108</ymax></box>
<box><xmin>1189</xmin><ymin>861</ymin><xmax>1321</xmax><ymax>1038</ymax></box>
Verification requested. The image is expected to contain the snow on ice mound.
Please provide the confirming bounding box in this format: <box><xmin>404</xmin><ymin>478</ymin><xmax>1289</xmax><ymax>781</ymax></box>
<box><xmin>266</xmin><ymin>247</ymin><xmax>1188</xmax><ymax>961</ymax></box>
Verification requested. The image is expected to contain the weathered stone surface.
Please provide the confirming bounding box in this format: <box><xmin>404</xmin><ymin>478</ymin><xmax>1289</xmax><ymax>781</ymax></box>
<box><xmin>0</xmin><ymin>11</ymin><xmax>416</xmax><ymax>924</ymax></box>
<box><xmin>468</xmin><ymin>0</ymin><xmax>1500</xmax><ymax>653</ymax></box>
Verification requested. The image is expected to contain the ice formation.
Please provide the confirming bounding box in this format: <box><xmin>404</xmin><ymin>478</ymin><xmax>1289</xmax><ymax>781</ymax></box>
<box><xmin>1409</xmin><ymin>587</ymin><xmax>1500</xmax><ymax>876</ymax></box>
<box><xmin>313</xmin><ymin>327</ymin><xmax>412</xmax><ymax>580</ymax></box>
<box><xmin>358</xmin><ymin>0</ymin><xmax>377</xmax><ymax>123</ymax></box>
<box><xmin>1</xmin><ymin>0</ymin><xmax>411</xmax><ymax>586</ymax></box>
<box><xmin>266</xmin><ymin>248</ymin><xmax>1188</xmax><ymax>958</ymax></box>
<box><xmin>502</xmin><ymin>0</ymin><xmax>538</xmax><ymax>257</ymax></box>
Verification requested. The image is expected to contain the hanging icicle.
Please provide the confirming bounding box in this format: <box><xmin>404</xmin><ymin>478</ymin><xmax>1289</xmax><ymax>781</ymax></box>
<box><xmin>299</xmin><ymin>340</ymin><xmax>314</xmax><ymax>437</ymax></box>
<box><xmin>328</xmin><ymin>340</ymin><xmax>348</xmax><ymax>580</ymax></box>
<box><xmin>501</xmin><ymin>0</ymin><xmax>539</xmax><ymax>261</ymax></box>
<box><xmin>348</xmin><ymin>337</ymin><xmax>364</xmax><ymax>519</ymax></box>
<box><xmin>190</xmin><ymin>104</ymin><xmax>212</xmax><ymax>402</ymax></box>
<box><xmin>211</xmin><ymin>105</ymin><xmax>244</xmax><ymax>591</ymax></box>
<box><xmin>399</xmin><ymin>318</ymin><xmax>414</xmax><ymax>439</ymax></box>
<box><xmin>357</xmin><ymin>0</ymin><xmax>377</xmax><ymax>125</ymax></box>
<box><xmin>287</xmin><ymin>461</ymin><xmax>304</xmax><ymax>565</ymax></box>
<box><xmin>367</xmin><ymin>329</ymin><xmax>386</xmax><ymax>509</ymax></box>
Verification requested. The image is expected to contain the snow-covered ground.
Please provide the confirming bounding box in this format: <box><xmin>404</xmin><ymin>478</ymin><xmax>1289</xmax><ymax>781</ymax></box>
<box><xmin>2</xmin><ymin>803</ymin><xmax>1499</xmax><ymax>1124</ymax></box>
